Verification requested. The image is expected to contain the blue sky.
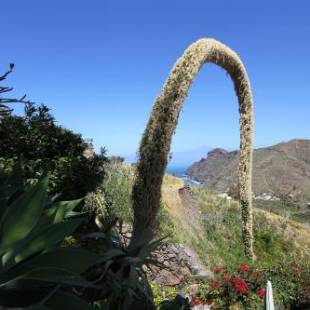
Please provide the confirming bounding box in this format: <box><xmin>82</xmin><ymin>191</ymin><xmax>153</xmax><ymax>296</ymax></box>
<box><xmin>1</xmin><ymin>0</ymin><xmax>310</xmax><ymax>160</ymax></box>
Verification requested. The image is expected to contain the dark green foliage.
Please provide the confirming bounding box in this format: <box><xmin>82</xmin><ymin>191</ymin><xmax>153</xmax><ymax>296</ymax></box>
<box><xmin>0</xmin><ymin>169</ymin><xmax>162</xmax><ymax>309</ymax></box>
<box><xmin>0</xmin><ymin>103</ymin><xmax>107</xmax><ymax>200</ymax></box>
<box><xmin>0</xmin><ymin>173</ymin><xmax>103</xmax><ymax>309</ymax></box>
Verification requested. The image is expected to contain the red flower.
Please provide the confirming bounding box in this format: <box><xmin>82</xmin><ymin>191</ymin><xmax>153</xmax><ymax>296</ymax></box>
<box><xmin>232</xmin><ymin>276</ymin><xmax>249</xmax><ymax>295</ymax></box>
<box><xmin>257</xmin><ymin>288</ymin><xmax>266</xmax><ymax>298</ymax></box>
<box><xmin>211</xmin><ymin>280</ymin><xmax>221</xmax><ymax>288</ymax></box>
<box><xmin>213</xmin><ymin>266</ymin><xmax>222</xmax><ymax>274</ymax></box>
<box><xmin>239</xmin><ymin>263</ymin><xmax>251</xmax><ymax>273</ymax></box>
<box><xmin>223</xmin><ymin>274</ymin><xmax>232</xmax><ymax>283</ymax></box>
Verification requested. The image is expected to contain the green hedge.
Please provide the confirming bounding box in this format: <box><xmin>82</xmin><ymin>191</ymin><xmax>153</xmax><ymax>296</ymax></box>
<box><xmin>0</xmin><ymin>103</ymin><xmax>107</xmax><ymax>200</ymax></box>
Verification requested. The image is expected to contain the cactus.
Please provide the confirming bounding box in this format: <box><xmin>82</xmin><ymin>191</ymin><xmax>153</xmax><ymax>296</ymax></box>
<box><xmin>129</xmin><ymin>38</ymin><xmax>254</xmax><ymax>259</ymax></box>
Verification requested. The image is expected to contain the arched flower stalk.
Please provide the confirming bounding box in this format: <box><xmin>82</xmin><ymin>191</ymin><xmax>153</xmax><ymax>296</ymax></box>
<box><xmin>129</xmin><ymin>38</ymin><xmax>254</xmax><ymax>260</ymax></box>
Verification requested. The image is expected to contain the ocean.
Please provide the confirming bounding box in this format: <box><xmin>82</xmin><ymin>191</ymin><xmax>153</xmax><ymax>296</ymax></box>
<box><xmin>166</xmin><ymin>165</ymin><xmax>201</xmax><ymax>187</ymax></box>
<box><xmin>166</xmin><ymin>165</ymin><xmax>187</xmax><ymax>177</ymax></box>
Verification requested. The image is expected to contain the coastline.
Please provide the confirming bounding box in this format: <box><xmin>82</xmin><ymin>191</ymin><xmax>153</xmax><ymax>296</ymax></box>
<box><xmin>166</xmin><ymin>165</ymin><xmax>201</xmax><ymax>187</ymax></box>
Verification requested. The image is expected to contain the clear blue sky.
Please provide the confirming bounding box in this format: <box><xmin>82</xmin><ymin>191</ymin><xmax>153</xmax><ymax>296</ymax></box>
<box><xmin>2</xmin><ymin>0</ymin><xmax>310</xmax><ymax>158</ymax></box>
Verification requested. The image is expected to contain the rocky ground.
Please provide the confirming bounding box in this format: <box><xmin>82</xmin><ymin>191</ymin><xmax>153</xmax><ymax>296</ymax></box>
<box><xmin>117</xmin><ymin>185</ymin><xmax>213</xmax><ymax>287</ymax></box>
<box><xmin>147</xmin><ymin>241</ymin><xmax>213</xmax><ymax>286</ymax></box>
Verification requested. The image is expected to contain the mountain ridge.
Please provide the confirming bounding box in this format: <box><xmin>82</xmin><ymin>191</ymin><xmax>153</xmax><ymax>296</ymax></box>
<box><xmin>187</xmin><ymin>139</ymin><xmax>310</xmax><ymax>200</ymax></box>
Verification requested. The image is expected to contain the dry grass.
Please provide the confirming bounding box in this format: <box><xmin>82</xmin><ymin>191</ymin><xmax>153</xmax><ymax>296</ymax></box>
<box><xmin>161</xmin><ymin>175</ymin><xmax>201</xmax><ymax>243</ymax></box>
<box><xmin>161</xmin><ymin>175</ymin><xmax>310</xmax><ymax>266</ymax></box>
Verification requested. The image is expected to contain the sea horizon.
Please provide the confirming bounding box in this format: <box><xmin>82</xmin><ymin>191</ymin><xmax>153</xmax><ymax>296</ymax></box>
<box><xmin>166</xmin><ymin>164</ymin><xmax>188</xmax><ymax>177</ymax></box>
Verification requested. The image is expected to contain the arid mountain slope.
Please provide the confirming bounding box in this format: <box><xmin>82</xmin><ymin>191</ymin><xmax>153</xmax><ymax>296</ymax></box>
<box><xmin>187</xmin><ymin>139</ymin><xmax>310</xmax><ymax>199</ymax></box>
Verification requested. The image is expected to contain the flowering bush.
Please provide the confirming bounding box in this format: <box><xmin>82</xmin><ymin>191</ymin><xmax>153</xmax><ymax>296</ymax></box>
<box><xmin>151</xmin><ymin>261</ymin><xmax>309</xmax><ymax>309</ymax></box>
<box><xmin>194</xmin><ymin>264</ymin><xmax>265</xmax><ymax>309</ymax></box>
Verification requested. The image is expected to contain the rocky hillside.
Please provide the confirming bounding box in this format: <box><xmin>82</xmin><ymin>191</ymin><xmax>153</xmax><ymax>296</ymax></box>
<box><xmin>187</xmin><ymin>139</ymin><xmax>310</xmax><ymax>199</ymax></box>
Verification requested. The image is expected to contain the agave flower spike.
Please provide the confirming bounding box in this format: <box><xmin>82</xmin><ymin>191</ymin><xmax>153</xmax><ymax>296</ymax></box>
<box><xmin>130</xmin><ymin>38</ymin><xmax>254</xmax><ymax>260</ymax></box>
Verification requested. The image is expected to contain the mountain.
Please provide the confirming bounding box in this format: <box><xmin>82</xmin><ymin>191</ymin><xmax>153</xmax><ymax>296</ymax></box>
<box><xmin>187</xmin><ymin>139</ymin><xmax>310</xmax><ymax>199</ymax></box>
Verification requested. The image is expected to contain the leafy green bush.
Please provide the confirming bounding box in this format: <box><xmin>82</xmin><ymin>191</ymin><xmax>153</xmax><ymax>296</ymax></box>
<box><xmin>0</xmin><ymin>103</ymin><xmax>107</xmax><ymax>200</ymax></box>
<box><xmin>84</xmin><ymin>162</ymin><xmax>176</xmax><ymax>241</ymax></box>
<box><xmin>101</xmin><ymin>161</ymin><xmax>134</xmax><ymax>222</ymax></box>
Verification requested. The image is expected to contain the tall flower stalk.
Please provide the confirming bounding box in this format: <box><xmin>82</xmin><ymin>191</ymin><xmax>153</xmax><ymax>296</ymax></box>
<box><xmin>129</xmin><ymin>38</ymin><xmax>254</xmax><ymax>259</ymax></box>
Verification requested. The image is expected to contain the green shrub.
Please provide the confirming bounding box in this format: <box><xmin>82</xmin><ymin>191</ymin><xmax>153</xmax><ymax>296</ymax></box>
<box><xmin>85</xmin><ymin>162</ymin><xmax>176</xmax><ymax>239</ymax></box>
<box><xmin>0</xmin><ymin>103</ymin><xmax>107</xmax><ymax>200</ymax></box>
<box><xmin>99</xmin><ymin>161</ymin><xmax>135</xmax><ymax>222</ymax></box>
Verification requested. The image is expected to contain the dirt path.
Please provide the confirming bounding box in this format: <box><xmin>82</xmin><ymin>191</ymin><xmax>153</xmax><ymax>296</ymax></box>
<box><xmin>177</xmin><ymin>186</ymin><xmax>213</xmax><ymax>279</ymax></box>
<box><xmin>178</xmin><ymin>186</ymin><xmax>200</xmax><ymax>226</ymax></box>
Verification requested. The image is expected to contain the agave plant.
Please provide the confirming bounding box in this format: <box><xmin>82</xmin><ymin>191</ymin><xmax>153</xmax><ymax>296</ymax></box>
<box><xmin>0</xmin><ymin>172</ymin><xmax>163</xmax><ymax>309</ymax></box>
<box><xmin>130</xmin><ymin>38</ymin><xmax>254</xmax><ymax>259</ymax></box>
<box><xmin>78</xmin><ymin>208</ymin><xmax>165</xmax><ymax>310</ymax></box>
<box><xmin>0</xmin><ymin>174</ymin><xmax>103</xmax><ymax>309</ymax></box>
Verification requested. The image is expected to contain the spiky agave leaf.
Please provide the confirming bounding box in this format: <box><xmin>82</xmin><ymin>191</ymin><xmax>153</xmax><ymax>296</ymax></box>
<box><xmin>0</xmin><ymin>177</ymin><xmax>48</xmax><ymax>254</ymax></box>
<box><xmin>0</xmin><ymin>174</ymin><xmax>104</xmax><ymax>308</ymax></box>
